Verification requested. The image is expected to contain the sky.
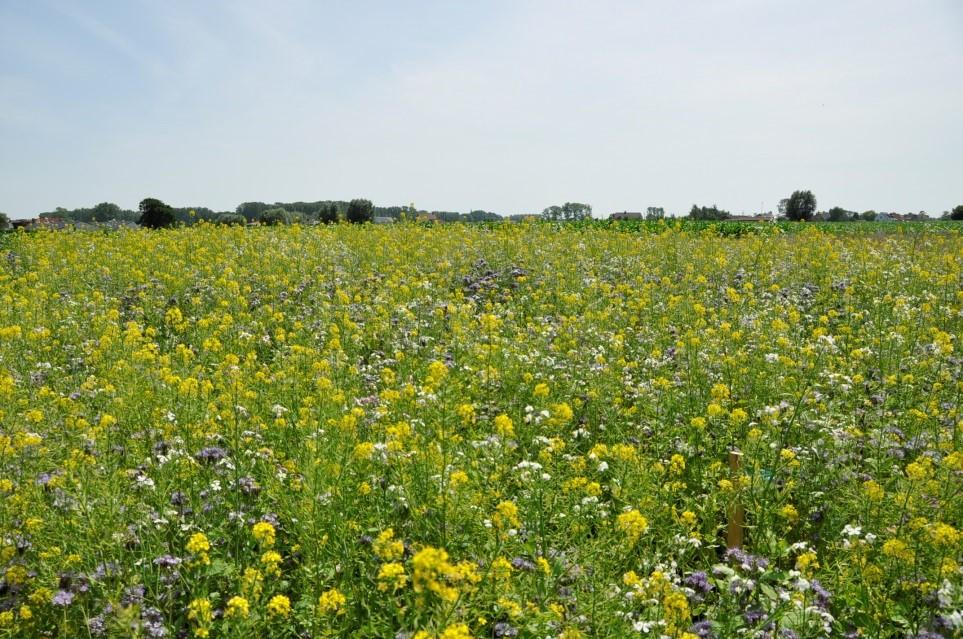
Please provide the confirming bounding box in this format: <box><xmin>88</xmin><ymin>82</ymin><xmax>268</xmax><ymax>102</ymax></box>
<box><xmin>2</xmin><ymin>0</ymin><xmax>962</xmax><ymax>219</ymax></box>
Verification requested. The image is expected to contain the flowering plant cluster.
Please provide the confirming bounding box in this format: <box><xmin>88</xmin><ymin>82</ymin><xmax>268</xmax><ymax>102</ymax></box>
<box><xmin>0</xmin><ymin>222</ymin><xmax>961</xmax><ymax>637</ymax></box>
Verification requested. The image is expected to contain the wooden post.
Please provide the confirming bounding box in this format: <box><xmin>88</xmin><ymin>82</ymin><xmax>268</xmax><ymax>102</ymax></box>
<box><xmin>727</xmin><ymin>449</ymin><xmax>745</xmax><ymax>549</ymax></box>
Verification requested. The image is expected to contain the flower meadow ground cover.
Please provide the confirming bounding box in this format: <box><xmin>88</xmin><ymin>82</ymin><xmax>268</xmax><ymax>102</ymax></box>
<box><xmin>0</xmin><ymin>223</ymin><xmax>961</xmax><ymax>638</ymax></box>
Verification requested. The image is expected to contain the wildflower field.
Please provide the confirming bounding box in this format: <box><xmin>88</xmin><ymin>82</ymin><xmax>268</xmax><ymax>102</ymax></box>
<box><xmin>1</xmin><ymin>223</ymin><xmax>962</xmax><ymax>639</ymax></box>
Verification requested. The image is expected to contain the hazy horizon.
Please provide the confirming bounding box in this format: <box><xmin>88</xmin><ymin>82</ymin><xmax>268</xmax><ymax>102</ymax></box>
<box><xmin>2</xmin><ymin>1</ymin><xmax>962</xmax><ymax>219</ymax></box>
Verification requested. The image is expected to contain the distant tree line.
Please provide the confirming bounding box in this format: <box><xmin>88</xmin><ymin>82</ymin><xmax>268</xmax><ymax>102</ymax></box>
<box><xmin>16</xmin><ymin>194</ymin><xmax>963</xmax><ymax>229</ymax></box>
<box><xmin>29</xmin><ymin>198</ymin><xmax>514</xmax><ymax>228</ymax></box>
<box><xmin>540</xmin><ymin>202</ymin><xmax>592</xmax><ymax>221</ymax></box>
<box><xmin>685</xmin><ymin>190</ymin><xmax>963</xmax><ymax>222</ymax></box>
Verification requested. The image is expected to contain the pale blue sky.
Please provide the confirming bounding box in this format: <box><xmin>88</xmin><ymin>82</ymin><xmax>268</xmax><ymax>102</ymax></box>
<box><xmin>2</xmin><ymin>0</ymin><xmax>962</xmax><ymax>218</ymax></box>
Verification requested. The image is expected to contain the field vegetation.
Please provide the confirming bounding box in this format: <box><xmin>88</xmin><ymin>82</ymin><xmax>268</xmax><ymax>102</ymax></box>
<box><xmin>0</xmin><ymin>223</ymin><xmax>961</xmax><ymax>638</ymax></box>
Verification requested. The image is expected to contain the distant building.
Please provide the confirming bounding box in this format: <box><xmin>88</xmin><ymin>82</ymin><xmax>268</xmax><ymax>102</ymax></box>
<box><xmin>729</xmin><ymin>213</ymin><xmax>774</xmax><ymax>222</ymax></box>
<box><xmin>373</xmin><ymin>216</ymin><xmax>395</xmax><ymax>224</ymax></box>
<box><xmin>610</xmin><ymin>211</ymin><xmax>643</xmax><ymax>220</ymax></box>
<box><xmin>36</xmin><ymin>216</ymin><xmax>72</xmax><ymax>229</ymax></box>
<box><xmin>876</xmin><ymin>212</ymin><xmax>907</xmax><ymax>222</ymax></box>
<box><xmin>102</xmin><ymin>219</ymin><xmax>139</xmax><ymax>230</ymax></box>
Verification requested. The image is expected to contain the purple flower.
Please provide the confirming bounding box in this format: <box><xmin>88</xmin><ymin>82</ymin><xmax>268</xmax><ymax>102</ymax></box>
<box><xmin>724</xmin><ymin>548</ymin><xmax>769</xmax><ymax>572</ymax></box>
<box><xmin>121</xmin><ymin>584</ymin><xmax>145</xmax><ymax>606</ymax></box>
<box><xmin>141</xmin><ymin>607</ymin><xmax>168</xmax><ymax>638</ymax></box>
<box><xmin>511</xmin><ymin>557</ymin><xmax>536</xmax><ymax>571</ymax></box>
<box><xmin>52</xmin><ymin>590</ymin><xmax>74</xmax><ymax>606</ymax></box>
<box><xmin>493</xmin><ymin>622</ymin><xmax>519</xmax><ymax>637</ymax></box>
<box><xmin>194</xmin><ymin>446</ymin><xmax>228</xmax><ymax>464</ymax></box>
<box><xmin>88</xmin><ymin>615</ymin><xmax>107</xmax><ymax>637</ymax></box>
<box><xmin>811</xmin><ymin>579</ymin><xmax>831</xmax><ymax>607</ymax></box>
<box><xmin>91</xmin><ymin>562</ymin><xmax>119</xmax><ymax>580</ymax></box>
<box><xmin>689</xmin><ymin>620</ymin><xmax>716</xmax><ymax>638</ymax></box>
<box><xmin>152</xmin><ymin>555</ymin><xmax>182</xmax><ymax>569</ymax></box>
<box><xmin>684</xmin><ymin>571</ymin><xmax>714</xmax><ymax>594</ymax></box>
<box><xmin>744</xmin><ymin>608</ymin><xmax>767</xmax><ymax>625</ymax></box>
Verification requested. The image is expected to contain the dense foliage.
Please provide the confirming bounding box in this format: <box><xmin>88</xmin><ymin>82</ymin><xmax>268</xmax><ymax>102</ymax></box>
<box><xmin>784</xmin><ymin>192</ymin><xmax>818</xmax><ymax>222</ymax></box>
<box><xmin>137</xmin><ymin>198</ymin><xmax>176</xmax><ymax>229</ymax></box>
<box><xmin>0</xmin><ymin>223</ymin><xmax>961</xmax><ymax>638</ymax></box>
<box><xmin>688</xmin><ymin>205</ymin><xmax>730</xmax><ymax>221</ymax></box>
<box><xmin>346</xmin><ymin>199</ymin><xmax>374</xmax><ymax>225</ymax></box>
<box><xmin>541</xmin><ymin>203</ymin><xmax>593</xmax><ymax>221</ymax></box>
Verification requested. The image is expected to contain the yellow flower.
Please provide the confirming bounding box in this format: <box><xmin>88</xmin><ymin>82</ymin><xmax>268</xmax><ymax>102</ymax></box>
<box><xmin>377</xmin><ymin>562</ymin><xmax>408</xmax><ymax>592</ymax></box>
<box><xmin>882</xmin><ymin>539</ymin><xmax>915</xmax><ymax>563</ymax></box>
<box><xmin>795</xmin><ymin>551</ymin><xmax>819</xmax><ymax>574</ymax></box>
<box><xmin>906</xmin><ymin>457</ymin><xmax>933</xmax><ymax>481</ymax></box>
<box><xmin>549</xmin><ymin>402</ymin><xmax>573</xmax><ymax>424</ymax></box>
<box><xmin>616</xmin><ymin>509</ymin><xmax>649</xmax><ymax>544</ymax></box>
<box><xmin>317</xmin><ymin>587</ymin><xmax>346</xmax><ymax>614</ymax></box>
<box><xmin>489</xmin><ymin>556</ymin><xmax>513</xmax><ymax>581</ymax></box>
<box><xmin>662</xmin><ymin>590</ymin><xmax>691</xmax><ymax>634</ymax></box>
<box><xmin>533</xmin><ymin>382</ymin><xmax>550</xmax><ymax>398</ymax></box>
<box><xmin>457</xmin><ymin>403</ymin><xmax>476</xmax><ymax>424</ymax></box>
<box><xmin>930</xmin><ymin>522</ymin><xmax>961</xmax><ymax>546</ymax></box>
<box><xmin>493</xmin><ymin>500</ymin><xmax>521</xmax><ymax>530</ymax></box>
<box><xmin>411</xmin><ymin>546</ymin><xmax>459</xmax><ymax>601</ymax></box>
<box><xmin>225</xmin><ymin>596</ymin><xmax>250</xmax><ymax>618</ymax></box>
<box><xmin>373</xmin><ymin>528</ymin><xmax>404</xmax><ymax>561</ymax></box>
<box><xmin>426</xmin><ymin>360</ymin><xmax>449</xmax><ymax>386</ymax></box>
<box><xmin>440</xmin><ymin>623</ymin><xmax>473</xmax><ymax>639</ymax></box>
<box><xmin>267</xmin><ymin>594</ymin><xmax>291</xmax><ymax>617</ymax></box>
<box><xmin>353</xmin><ymin>441</ymin><xmax>375</xmax><ymax>460</ymax></box>
<box><xmin>863</xmin><ymin>480</ymin><xmax>885</xmax><ymax>501</ymax></box>
<box><xmin>261</xmin><ymin>550</ymin><xmax>283</xmax><ymax>575</ymax></box>
<box><xmin>778</xmin><ymin>504</ymin><xmax>799</xmax><ymax>523</ymax></box>
<box><xmin>188</xmin><ymin>597</ymin><xmax>213</xmax><ymax>635</ymax></box>
<box><xmin>449</xmin><ymin>470</ymin><xmax>469</xmax><ymax>488</ymax></box>
<box><xmin>252</xmin><ymin>521</ymin><xmax>276</xmax><ymax>547</ymax></box>
<box><xmin>494</xmin><ymin>413</ymin><xmax>514</xmax><ymax>438</ymax></box>
<box><xmin>186</xmin><ymin>532</ymin><xmax>210</xmax><ymax>555</ymax></box>
<box><xmin>242</xmin><ymin>567</ymin><xmax>264</xmax><ymax>598</ymax></box>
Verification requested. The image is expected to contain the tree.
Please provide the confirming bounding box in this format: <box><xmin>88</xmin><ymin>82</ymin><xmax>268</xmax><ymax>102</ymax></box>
<box><xmin>319</xmin><ymin>204</ymin><xmax>339</xmax><ymax>224</ymax></box>
<box><xmin>784</xmin><ymin>190</ymin><xmax>817</xmax><ymax>221</ymax></box>
<box><xmin>541</xmin><ymin>202</ymin><xmax>591</xmax><ymax>221</ymax></box>
<box><xmin>138</xmin><ymin>198</ymin><xmax>175</xmax><ymax>229</ymax></box>
<box><xmin>260</xmin><ymin>208</ymin><xmax>291</xmax><ymax>225</ymax></box>
<box><xmin>688</xmin><ymin>204</ymin><xmax>729</xmax><ymax>221</ymax></box>
<box><xmin>646</xmin><ymin>207</ymin><xmax>665</xmax><ymax>220</ymax></box>
<box><xmin>861</xmin><ymin>210</ymin><xmax>877</xmax><ymax>222</ymax></box>
<box><xmin>0</xmin><ymin>212</ymin><xmax>9</xmax><ymax>230</ymax></box>
<box><xmin>236</xmin><ymin>202</ymin><xmax>271</xmax><ymax>222</ymax></box>
<box><xmin>827</xmin><ymin>206</ymin><xmax>851</xmax><ymax>222</ymax></box>
<box><xmin>951</xmin><ymin>205</ymin><xmax>963</xmax><ymax>221</ymax></box>
<box><xmin>562</xmin><ymin>202</ymin><xmax>591</xmax><ymax>220</ymax></box>
<box><xmin>346</xmin><ymin>199</ymin><xmax>373</xmax><ymax>224</ymax></box>
<box><xmin>216</xmin><ymin>213</ymin><xmax>247</xmax><ymax>225</ymax></box>
<box><xmin>91</xmin><ymin>202</ymin><xmax>122</xmax><ymax>222</ymax></box>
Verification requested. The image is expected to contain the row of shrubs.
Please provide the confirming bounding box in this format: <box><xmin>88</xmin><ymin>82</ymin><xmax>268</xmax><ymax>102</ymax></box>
<box><xmin>139</xmin><ymin>198</ymin><xmax>374</xmax><ymax>228</ymax></box>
